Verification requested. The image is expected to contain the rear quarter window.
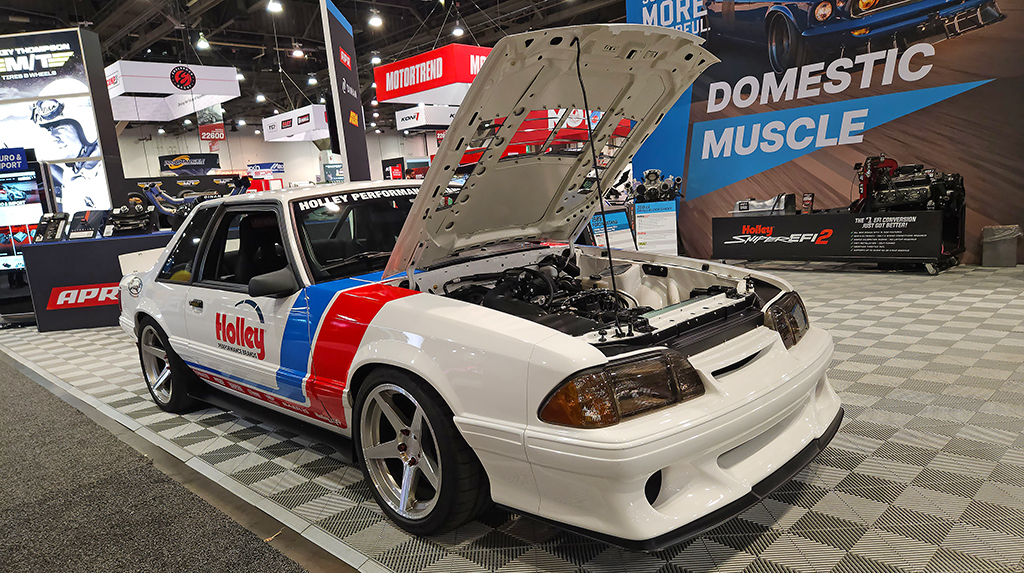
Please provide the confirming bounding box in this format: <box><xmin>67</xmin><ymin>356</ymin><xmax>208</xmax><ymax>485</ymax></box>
<box><xmin>157</xmin><ymin>207</ymin><xmax>216</xmax><ymax>283</ymax></box>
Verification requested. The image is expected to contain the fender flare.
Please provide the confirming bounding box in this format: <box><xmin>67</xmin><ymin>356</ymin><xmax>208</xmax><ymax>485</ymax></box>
<box><xmin>346</xmin><ymin>339</ymin><xmax>461</xmax><ymax>415</ymax></box>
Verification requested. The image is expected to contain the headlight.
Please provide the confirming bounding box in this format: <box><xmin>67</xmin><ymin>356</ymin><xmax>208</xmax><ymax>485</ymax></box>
<box><xmin>539</xmin><ymin>351</ymin><xmax>704</xmax><ymax>428</ymax></box>
<box><xmin>858</xmin><ymin>0</ymin><xmax>878</xmax><ymax>11</ymax></box>
<box><xmin>814</xmin><ymin>1</ymin><xmax>833</xmax><ymax>21</ymax></box>
<box><xmin>764</xmin><ymin>292</ymin><xmax>810</xmax><ymax>349</ymax></box>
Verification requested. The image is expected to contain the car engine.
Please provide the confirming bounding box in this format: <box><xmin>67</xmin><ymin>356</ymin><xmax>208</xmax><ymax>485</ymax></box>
<box><xmin>441</xmin><ymin>254</ymin><xmax>660</xmax><ymax>337</ymax></box>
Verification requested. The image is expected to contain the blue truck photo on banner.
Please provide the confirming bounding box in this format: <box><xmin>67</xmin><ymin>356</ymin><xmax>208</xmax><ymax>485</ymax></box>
<box><xmin>625</xmin><ymin>0</ymin><xmax>1022</xmax><ymax>265</ymax></box>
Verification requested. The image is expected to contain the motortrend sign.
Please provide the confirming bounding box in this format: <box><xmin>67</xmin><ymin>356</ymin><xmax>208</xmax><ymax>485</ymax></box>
<box><xmin>374</xmin><ymin>43</ymin><xmax>492</xmax><ymax>105</ymax></box>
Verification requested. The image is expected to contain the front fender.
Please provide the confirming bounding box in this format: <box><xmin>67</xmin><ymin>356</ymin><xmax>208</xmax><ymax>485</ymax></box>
<box><xmin>765</xmin><ymin>5</ymin><xmax>801</xmax><ymax>34</ymax></box>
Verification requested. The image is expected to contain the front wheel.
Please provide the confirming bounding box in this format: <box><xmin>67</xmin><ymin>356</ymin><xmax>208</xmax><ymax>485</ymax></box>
<box><xmin>767</xmin><ymin>16</ymin><xmax>810</xmax><ymax>73</ymax></box>
<box><xmin>355</xmin><ymin>368</ymin><xmax>489</xmax><ymax>535</ymax></box>
<box><xmin>138</xmin><ymin>319</ymin><xmax>198</xmax><ymax>413</ymax></box>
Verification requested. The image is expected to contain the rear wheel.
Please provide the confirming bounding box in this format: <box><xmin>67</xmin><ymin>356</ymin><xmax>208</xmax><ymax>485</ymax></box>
<box><xmin>138</xmin><ymin>318</ymin><xmax>198</xmax><ymax>413</ymax></box>
<box><xmin>768</xmin><ymin>16</ymin><xmax>809</xmax><ymax>73</ymax></box>
<box><xmin>355</xmin><ymin>367</ymin><xmax>489</xmax><ymax>535</ymax></box>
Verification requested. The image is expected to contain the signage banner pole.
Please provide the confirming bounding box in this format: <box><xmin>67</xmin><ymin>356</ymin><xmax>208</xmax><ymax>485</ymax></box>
<box><xmin>320</xmin><ymin>0</ymin><xmax>371</xmax><ymax>181</ymax></box>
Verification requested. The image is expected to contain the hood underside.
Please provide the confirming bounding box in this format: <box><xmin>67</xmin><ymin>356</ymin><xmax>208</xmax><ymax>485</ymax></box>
<box><xmin>384</xmin><ymin>24</ymin><xmax>716</xmax><ymax>277</ymax></box>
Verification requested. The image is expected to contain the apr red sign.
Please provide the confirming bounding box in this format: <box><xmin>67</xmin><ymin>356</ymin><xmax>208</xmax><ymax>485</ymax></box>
<box><xmin>47</xmin><ymin>283</ymin><xmax>120</xmax><ymax>310</ymax></box>
<box><xmin>338</xmin><ymin>47</ymin><xmax>352</xmax><ymax>70</ymax></box>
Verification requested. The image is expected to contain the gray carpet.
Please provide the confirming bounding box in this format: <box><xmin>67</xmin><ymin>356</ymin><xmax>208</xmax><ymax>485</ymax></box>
<box><xmin>0</xmin><ymin>353</ymin><xmax>308</xmax><ymax>573</ymax></box>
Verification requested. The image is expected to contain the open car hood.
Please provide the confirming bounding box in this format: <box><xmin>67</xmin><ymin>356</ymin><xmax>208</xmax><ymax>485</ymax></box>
<box><xmin>385</xmin><ymin>24</ymin><xmax>716</xmax><ymax>277</ymax></box>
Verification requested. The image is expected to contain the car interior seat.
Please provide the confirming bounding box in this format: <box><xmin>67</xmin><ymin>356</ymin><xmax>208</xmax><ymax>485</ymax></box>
<box><xmin>235</xmin><ymin>214</ymin><xmax>287</xmax><ymax>284</ymax></box>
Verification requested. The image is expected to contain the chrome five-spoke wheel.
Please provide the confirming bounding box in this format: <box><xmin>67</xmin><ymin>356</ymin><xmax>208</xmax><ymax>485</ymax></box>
<box><xmin>360</xmin><ymin>383</ymin><xmax>441</xmax><ymax>519</ymax></box>
<box><xmin>140</xmin><ymin>324</ymin><xmax>172</xmax><ymax>404</ymax></box>
<box><xmin>355</xmin><ymin>368</ymin><xmax>490</xmax><ymax>535</ymax></box>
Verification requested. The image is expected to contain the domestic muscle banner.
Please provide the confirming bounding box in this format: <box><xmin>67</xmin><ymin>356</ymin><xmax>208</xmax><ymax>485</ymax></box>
<box><xmin>626</xmin><ymin>0</ymin><xmax>1022</xmax><ymax>263</ymax></box>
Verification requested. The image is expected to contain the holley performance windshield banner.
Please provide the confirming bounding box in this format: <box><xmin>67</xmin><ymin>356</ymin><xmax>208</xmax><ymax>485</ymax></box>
<box><xmin>627</xmin><ymin>0</ymin><xmax>1021</xmax><ymax>263</ymax></box>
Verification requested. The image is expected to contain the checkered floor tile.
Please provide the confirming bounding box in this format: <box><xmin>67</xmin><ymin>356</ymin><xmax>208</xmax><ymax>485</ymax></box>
<box><xmin>3</xmin><ymin>264</ymin><xmax>1024</xmax><ymax>573</ymax></box>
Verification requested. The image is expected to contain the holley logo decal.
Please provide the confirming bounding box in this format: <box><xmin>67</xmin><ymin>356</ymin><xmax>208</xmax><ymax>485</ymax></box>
<box><xmin>215</xmin><ymin>300</ymin><xmax>266</xmax><ymax>360</ymax></box>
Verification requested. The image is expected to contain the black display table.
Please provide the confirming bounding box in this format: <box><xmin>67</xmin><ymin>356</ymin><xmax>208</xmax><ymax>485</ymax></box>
<box><xmin>22</xmin><ymin>232</ymin><xmax>174</xmax><ymax>332</ymax></box>
<box><xmin>712</xmin><ymin>210</ymin><xmax>963</xmax><ymax>273</ymax></box>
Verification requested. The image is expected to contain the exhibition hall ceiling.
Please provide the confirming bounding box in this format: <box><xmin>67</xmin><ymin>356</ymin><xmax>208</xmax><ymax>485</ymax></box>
<box><xmin>0</xmin><ymin>0</ymin><xmax>625</xmax><ymax>129</ymax></box>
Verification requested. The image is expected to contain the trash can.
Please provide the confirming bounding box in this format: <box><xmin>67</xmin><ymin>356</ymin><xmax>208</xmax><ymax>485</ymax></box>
<box><xmin>982</xmin><ymin>225</ymin><xmax>1021</xmax><ymax>267</ymax></box>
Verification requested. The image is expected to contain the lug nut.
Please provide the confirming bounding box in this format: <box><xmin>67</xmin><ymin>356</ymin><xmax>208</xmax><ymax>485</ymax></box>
<box><xmin>400</xmin><ymin>429</ymin><xmax>410</xmax><ymax>436</ymax></box>
<box><xmin>397</xmin><ymin>443</ymin><xmax>407</xmax><ymax>452</ymax></box>
<box><xmin>408</xmin><ymin>457</ymin><xmax>418</xmax><ymax>466</ymax></box>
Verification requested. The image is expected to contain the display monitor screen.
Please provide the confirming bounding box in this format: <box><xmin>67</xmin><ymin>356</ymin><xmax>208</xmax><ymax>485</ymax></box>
<box><xmin>0</xmin><ymin>170</ymin><xmax>44</xmax><ymax>270</ymax></box>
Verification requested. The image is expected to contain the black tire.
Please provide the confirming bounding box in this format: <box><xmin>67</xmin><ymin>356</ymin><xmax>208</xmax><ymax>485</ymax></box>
<box><xmin>354</xmin><ymin>367</ymin><xmax>489</xmax><ymax>535</ymax></box>
<box><xmin>767</xmin><ymin>15</ymin><xmax>810</xmax><ymax>73</ymax></box>
<box><xmin>136</xmin><ymin>317</ymin><xmax>199</xmax><ymax>413</ymax></box>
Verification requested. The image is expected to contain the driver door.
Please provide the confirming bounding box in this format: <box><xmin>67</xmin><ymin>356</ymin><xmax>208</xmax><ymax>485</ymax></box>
<box><xmin>183</xmin><ymin>206</ymin><xmax>309</xmax><ymax>410</ymax></box>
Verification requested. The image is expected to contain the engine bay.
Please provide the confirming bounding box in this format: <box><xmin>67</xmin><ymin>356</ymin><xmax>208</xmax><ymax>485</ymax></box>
<box><xmin>434</xmin><ymin>249</ymin><xmax>759</xmax><ymax>341</ymax></box>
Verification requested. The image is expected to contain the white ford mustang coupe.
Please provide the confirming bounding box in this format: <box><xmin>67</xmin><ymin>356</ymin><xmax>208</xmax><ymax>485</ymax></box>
<box><xmin>119</xmin><ymin>24</ymin><xmax>842</xmax><ymax>550</ymax></box>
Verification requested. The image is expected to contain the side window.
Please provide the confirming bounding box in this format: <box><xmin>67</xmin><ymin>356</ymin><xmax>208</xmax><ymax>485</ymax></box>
<box><xmin>157</xmin><ymin>207</ymin><xmax>215</xmax><ymax>283</ymax></box>
<box><xmin>199</xmin><ymin>210</ymin><xmax>288</xmax><ymax>286</ymax></box>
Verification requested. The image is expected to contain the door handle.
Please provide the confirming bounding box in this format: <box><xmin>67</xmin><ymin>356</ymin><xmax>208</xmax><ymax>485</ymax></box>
<box><xmin>189</xmin><ymin>299</ymin><xmax>204</xmax><ymax>309</ymax></box>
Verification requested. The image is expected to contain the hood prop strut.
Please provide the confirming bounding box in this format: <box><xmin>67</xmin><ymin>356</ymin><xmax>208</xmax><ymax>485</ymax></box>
<box><xmin>574</xmin><ymin>36</ymin><xmax>625</xmax><ymax>339</ymax></box>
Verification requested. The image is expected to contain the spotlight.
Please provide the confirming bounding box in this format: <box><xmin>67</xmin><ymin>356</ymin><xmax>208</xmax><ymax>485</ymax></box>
<box><xmin>237</xmin><ymin>119</ymin><xmax>246</xmax><ymax>126</ymax></box>
<box><xmin>372</xmin><ymin>112</ymin><xmax>379</xmax><ymax>118</ymax></box>
<box><xmin>157</xmin><ymin>128</ymin><xmax>165</xmax><ymax>134</ymax></box>
<box><xmin>452</xmin><ymin>20</ymin><xmax>464</xmax><ymax>37</ymax></box>
<box><xmin>370</xmin><ymin>99</ymin><xmax>378</xmax><ymax>106</ymax></box>
<box><xmin>404</xmin><ymin>130</ymin><xmax>409</xmax><ymax>135</ymax></box>
<box><xmin>274</xmin><ymin>109</ymin><xmax>279</xmax><ymax>114</ymax></box>
<box><xmin>256</xmin><ymin>93</ymin><xmax>266</xmax><ymax>102</ymax></box>
<box><xmin>370</xmin><ymin>52</ymin><xmax>382</xmax><ymax>65</ymax></box>
<box><xmin>236</xmin><ymin>72</ymin><xmax>245</xmax><ymax>81</ymax></box>
<box><xmin>307</xmin><ymin>75</ymin><xmax>317</xmax><ymax>85</ymax></box>
<box><xmin>267</xmin><ymin>0</ymin><xmax>282</xmax><ymax>13</ymax></box>
<box><xmin>255</xmin><ymin>129</ymin><xmax>261</xmax><ymax>135</ymax></box>
<box><xmin>370</xmin><ymin>122</ymin><xmax>377</xmax><ymax>127</ymax></box>
<box><xmin>319</xmin><ymin>96</ymin><xmax>326</xmax><ymax>103</ymax></box>
<box><xmin>196</xmin><ymin>32</ymin><xmax>210</xmax><ymax>50</ymax></box>
<box><xmin>371</xmin><ymin>81</ymin><xmax>377</xmax><ymax>88</ymax></box>
<box><xmin>368</xmin><ymin>9</ymin><xmax>383</xmax><ymax>27</ymax></box>
<box><xmin>375</xmin><ymin>129</ymin><xmax>382</xmax><ymax>133</ymax></box>
<box><xmin>292</xmin><ymin>47</ymin><xmax>304</xmax><ymax>58</ymax></box>
<box><xmin>183</xmin><ymin>118</ymin><xmax>193</xmax><ymax>125</ymax></box>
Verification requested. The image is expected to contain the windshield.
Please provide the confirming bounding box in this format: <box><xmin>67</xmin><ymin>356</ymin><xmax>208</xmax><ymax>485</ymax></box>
<box><xmin>292</xmin><ymin>188</ymin><xmax>422</xmax><ymax>283</ymax></box>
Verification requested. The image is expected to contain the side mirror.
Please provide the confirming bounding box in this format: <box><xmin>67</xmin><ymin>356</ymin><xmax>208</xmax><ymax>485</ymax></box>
<box><xmin>248</xmin><ymin>267</ymin><xmax>300</xmax><ymax>298</ymax></box>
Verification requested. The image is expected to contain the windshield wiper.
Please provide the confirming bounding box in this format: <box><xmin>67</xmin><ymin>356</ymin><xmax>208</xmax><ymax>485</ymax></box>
<box><xmin>321</xmin><ymin>251</ymin><xmax>392</xmax><ymax>273</ymax></box>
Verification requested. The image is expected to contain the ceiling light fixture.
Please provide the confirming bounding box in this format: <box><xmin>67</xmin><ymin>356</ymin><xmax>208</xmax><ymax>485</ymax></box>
<box><xmin>157</xmin><ymin>127</ymin><xmax>165</xmax><ymax>134</ymax></box>
<box><xmin>307</xmin><ymin>75</ymin><xmax>317</xmax><ymax>85</ymax></box>
<box><xmin>237</xmin><ymin>119</ymin><xmax>246</xmax><ymax>126</ymax></box>
<box><xmin>255</xmin><ymin>129</ymin><xmax>261</xmax><ymax>134</ymax></box>
<box><xmin>452</xmin><ymin>20</ymin><xmax>464</xmax><ymax>37</ymax></box>
<box><xmin>274</xmin><ymin>109</ymin><xmax>280</xmax><ymax>114</ymax></box>
<box><xmin>371</xmin><ymin>82</ymin><xmax>377</xmax><ymax>88</ymax></box>
<box><xmin>267</xmin><ymin>0</ymin><xmax>283</xmax><ymax>13</ymax></box>
<box><xmin>370</xmin><ymin>52</ymin><xmax>382</xmax><ymax>65</ymax></box>
<box><xmin>375</xmin><ymin>129</ymin><xmax>381</xmax><ymax>133</ymax></box>
<box><xmin>370</xmin><ymin>99</ymin><xmax>378</xmax><ymax>106</ymax></box>
<box><xmin>319</xmin><ymin>96</ymin><xmax>326</xmax><ymax>103</ymax></box>
<box><xmin>196</xmin><ymin>32</ymin><xmax>210</xmax><ymax>50</ymax></box>
<box><xmin>236</xmin><ymin>72</ymin><xmax>244</xmax><ymax>81</ymax></box>
<box><xmin>372</xmin><ymin>112</ymin><xmax>379</xmax><ymax>118</ymax></box>
<box><xmin>183</xmin><ymin>118</ymin><xmax>193</xmax><ymax>125</ymax></box>
<box><xmin>368</xmin><ymin>8</ymin><xmax>383</xmax><ymax>27</ymax></box>
<box><xmin>292</xmin><ymin>46</ymin><xmax>304</xmax><ymax>58</ymax></box>
<box><xmin>256</xmin><ymin>93</ymin><xmax>266</xmax><ymax>102</ymax></box>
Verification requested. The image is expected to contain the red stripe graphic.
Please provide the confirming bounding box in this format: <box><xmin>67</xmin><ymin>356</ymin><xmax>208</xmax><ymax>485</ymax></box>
<box><xmin>306</xmin><ymin>284</ymin><xmax>418</xmax><ymax>427</ymax></box>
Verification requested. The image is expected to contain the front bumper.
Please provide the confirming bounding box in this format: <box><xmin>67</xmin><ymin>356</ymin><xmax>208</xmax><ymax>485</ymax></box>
<box><xmin>521</xmin><ymin>325</ymin><xmax>842</xmax><ymax>548</ymax></box>
<box><xmin>802</xmin><ymin>0</ymin><xmax>1004</xmax><ymax>52</ymax></box>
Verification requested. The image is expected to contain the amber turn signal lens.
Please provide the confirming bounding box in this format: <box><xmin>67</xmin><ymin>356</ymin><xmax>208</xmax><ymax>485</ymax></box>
<box><xmin>539</xmin><ymin>351</ymin><xmax>705</xmax><ymax>429</ymax></box>
<box><xmin>539</xmin><ymin>372</ymin><xmax>619</xmax><ymax>428</ymax></box>
<box><xmin>814</xmin><ymin>1</ymin><xmax>833</xmax><ymax>21</ymax></box>
<box><xmin>858</xmin><ymin>0</ymin><xmax>878</xmax><ymax>11</ymax></box>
